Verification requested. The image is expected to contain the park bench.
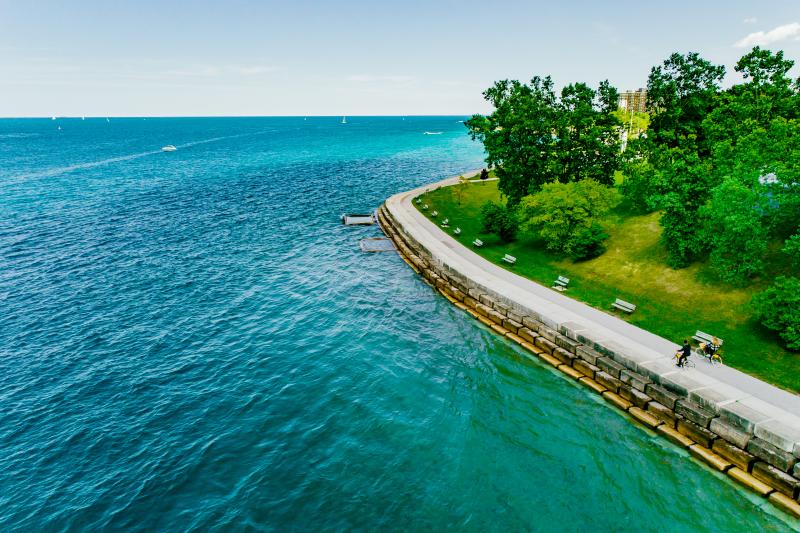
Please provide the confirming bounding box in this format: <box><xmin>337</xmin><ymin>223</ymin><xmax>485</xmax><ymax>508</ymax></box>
<box><xmin>441</xmin><ymin>218</ymin><xmax>449</xmax><ymax>227</ymax></box>
<box><xmin>415</xmin><ymin>198</ymin><xmax>421</xmax><ymax>204</ymax></box>
<box><xmin>431</xmin><ymin>210</ymin><xmax>438</xmax><ymax>217</ymax></box>
<box><xmin>552</xmin><ymin>276</ymin><xmax>570</xmax><ymax>291</ymax></box>
<box><xmin>453</xmin><ymin>227</ymin><xmax>461</xmax><ymax>235</ymax></box>
<box><xmin>612</xmin><ymin>298</ymin><xmax>636</xmax><ymax>314</ymax></box>
<box><xmin>502</xmin><ymin>254</ymin><xmax>516</xmax><ymax>265</ymax></box>
<box><xmin>473</xmin><ymin>239</ymin><xmax>483</xmax><ymax>247</ymax></box>
<box><xmin>692</xmin><ymin>330</ymin><xmax>724</xmax><ymax>347</ymax></box>
<box><xmin>422</xmin><ymin>204</ymin><xmax>429</xmax><ymax>210</ymax></box>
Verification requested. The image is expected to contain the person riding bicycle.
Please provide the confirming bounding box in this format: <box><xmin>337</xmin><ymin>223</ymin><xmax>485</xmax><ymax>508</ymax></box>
<box><xmin>676</xmin><ymin>339</ymin><xmax>691</xmax><ymax>367</ymax></box>
<box><xmin>702</xmin><ymin>337</ymin><xmax>721</xmax><ymax>357</ymax></box>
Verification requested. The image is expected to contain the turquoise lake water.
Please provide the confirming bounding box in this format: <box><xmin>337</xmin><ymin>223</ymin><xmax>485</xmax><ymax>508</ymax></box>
<box><xmin>0</xmin><ymin>117</ymin><xmax>795</xmax><ymax>531</ymax></box>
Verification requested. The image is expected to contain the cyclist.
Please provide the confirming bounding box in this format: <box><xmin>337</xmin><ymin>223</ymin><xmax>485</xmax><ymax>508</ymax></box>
<box><xmin>703</xmin><ymin>337</ymin><xmax>721</xmax><ymax>357</ymax></box>
<box><xmin>676</xmin><ymin>339</ymin><xmax>691</xmax><ymax>367</ymax></box>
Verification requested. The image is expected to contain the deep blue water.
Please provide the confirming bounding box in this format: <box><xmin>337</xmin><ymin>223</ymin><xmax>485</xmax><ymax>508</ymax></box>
<box><xmin>0</xmin><ymin>117</ymin><xmax>795</xmax><ymax>531</ymax></box>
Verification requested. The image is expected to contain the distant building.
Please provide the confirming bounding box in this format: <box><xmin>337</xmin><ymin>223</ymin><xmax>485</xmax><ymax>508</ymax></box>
<box><xmin>619</xmin><ymin>88</ymin><xmax>647</xmax><ymax>113</ymax></box>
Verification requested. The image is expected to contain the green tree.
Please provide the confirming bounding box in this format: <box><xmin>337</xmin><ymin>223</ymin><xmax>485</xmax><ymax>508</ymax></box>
<box><xmin>658</xmin><ymin>150</ymin><xmax>715</xmax><ymax>267</ymax></box>
<box><xmin>646</xmin><ymin>52</ymin><xmax>725</xmax><ymax>153</ymax></box>
<box><xmin>644</xmin><ymin>52</ymin><xmax>725</xmax><ymax>266</ymax></box>
<box><xmin>466</xmin><ymin>77</ymin><xmax>559</xmax><ymax>205</ymax></box>
<box><xmin>554</xmin><ymin>81</ymin><xmax>622</xmax><ymax>186</ymax></box>
<box><xmin>518</xmin><ymin>179</ymin><xmax>619</xmax><ymax>259</ymax></box>
<box><xmin>701</xmin><ymin>177</ymin><xmax>768</xmax><ymax>284</ymax></box>
<box><xmin>752</xmin><ymin>276</ymin><xmax>800</xmax><ymax>351</ymax></box>
<box><xmin>783</xmin><ymin>234</ymin><xmax>800</xmax><ymax>268</ymax></box>
<box><xmin>619</xmin><ymin>142</ymin><xmax>665</xmax><ymax>213</ymax></box>
<box><xmin>480</xmin><ymin>202</ymin><xmax>518</xmax><ymax>242</ymax></box>
<box><xmin>467</xmin><ymin>77</ymin><xmax>622</xmax><ymax>205</ymax></box>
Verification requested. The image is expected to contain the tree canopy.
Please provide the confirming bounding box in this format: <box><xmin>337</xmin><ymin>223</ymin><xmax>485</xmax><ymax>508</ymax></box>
<box><xmin>466</xmin><ymin>77</ymin><xmax>621</xmax><ymax>205</ymax></box>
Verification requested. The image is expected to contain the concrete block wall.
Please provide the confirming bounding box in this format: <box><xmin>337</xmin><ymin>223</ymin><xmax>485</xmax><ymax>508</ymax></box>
<box><xmin>378</xmin><ymin>200</ymin><xmax>800</xmax><ymax>518</ymax></box>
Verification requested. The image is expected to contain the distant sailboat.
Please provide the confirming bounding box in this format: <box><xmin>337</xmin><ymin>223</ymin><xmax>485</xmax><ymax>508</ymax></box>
<box><xmin>341</xmin><ymin>116</ymin><xmax>347</xmax><ymax>124</ymax></box>
<box><xmin>51</xmin><ymin>116</ymin><xmax>56</xmax><ymax>120</ymax></box>
<box><xmin>81</xmin><ymin>116</ymin><xmax>86</xmax><ymax>120</ymax></box>
<box><xmin>106</xmin><ymin>117</ymin><xmax>110</xmax><ymax>123</ymax></box>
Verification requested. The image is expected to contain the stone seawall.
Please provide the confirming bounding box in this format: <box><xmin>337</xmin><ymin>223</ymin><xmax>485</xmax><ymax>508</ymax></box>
<box><xmin>378</xmin><ymin>179</ymin><xmax>800</xmax><ymax>519</ymax></box>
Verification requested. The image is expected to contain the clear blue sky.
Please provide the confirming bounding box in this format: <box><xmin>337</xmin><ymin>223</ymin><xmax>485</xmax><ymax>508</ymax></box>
<box><xmin>1</xmin><ymin>0</ymin><xmax>799</xmax><ymax>117</ymax></box>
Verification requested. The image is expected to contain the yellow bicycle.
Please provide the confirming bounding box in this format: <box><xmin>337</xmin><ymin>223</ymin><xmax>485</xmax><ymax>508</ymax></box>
<box><xmin>695</xmin><ymin>342</ymin><xmax>723</xmax><ymax>365</ymax></box>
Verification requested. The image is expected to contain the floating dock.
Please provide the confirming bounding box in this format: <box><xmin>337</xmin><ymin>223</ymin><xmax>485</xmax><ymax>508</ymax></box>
<box><xmin>342</xmin><ymin>212</ymin><xmax>376</xmax><ymax>225</ymax></box>
<box><xmin>359</xmin><ymin>238</ymin><xmax>396</xmax><ymax>252</ymax></box>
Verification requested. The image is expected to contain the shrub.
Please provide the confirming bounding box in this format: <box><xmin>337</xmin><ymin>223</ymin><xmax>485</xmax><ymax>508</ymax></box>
<box><xmin>518</xmin><ymin>179</ymin><xmax>618</xmax><ymax>258</ymax></box>
<box><xmin>619</xmin><ymin>159</ymin><xmax>664</xmax><ymax>213</ymax></box>
<box><xmin>480</xmin><ymin>202</ymin><xmax>518</xmax><ymax>242</ymax></box>
<box><xmin>752</xmin><ymin>276</ymin><xmax>800</xmax><ymax>351</ymax></box>
<box><xmin>480</xmin><ymin>168</ymin><xmax>489</xmax><ymax>180</ymax></box>
<box><xmin>569</xmin><ymin>224</ymin><xmax>609</xmax><ymax>260</ymax></box>
<box><xmin>782</xmin><ymin>234</ymin><xmax>800</xmax><ymax>268</ymax></box>
<box><xmin>701</xmin><ymin>177</ymin><xmax>767</xmax><ymax>285</ymax></box>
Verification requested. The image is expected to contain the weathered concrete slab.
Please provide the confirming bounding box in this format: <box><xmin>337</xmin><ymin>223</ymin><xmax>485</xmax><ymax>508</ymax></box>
<box><xmin>768</xmin><ymin>492</ymin><xmax>800</xmax><ymax>519</ymax></box>
<box><xmin>689</xmin><ymin>445</ymin><xmax>732</xmax><ymax>472</ymax></box>
<box><xmin>595</xmin><ymin>371</ymin><xmax>622</xmax><ymax>394</ymax></box>
<box><xmin>690</xmin><ymin>383</ymin><xmax>750</xmax><ymax>414</ymax></box>
<box><xmin>720</xmin><ymin>400</ymin><xmax>776</xmax><ymax>434</ymax></box>
<box><xmin>752</xmin><ymin>462</ymin><xmax>800</xmax><ymax>498</ymax></box>
<box><xmin>603</xmin><ymin>391</ymin><xmax>633</xmax><ymax>411</ymax></box>
<box><xmin>638</xmin><ymin>360</ymin><xmax>680</xmax><ymax>386</ymax></box>
<box><xmin>660</xmin><ymin>369</ymin><xmax>719</xmax><ymax>398</ymax></box>
<box><xmin>712</xmin><ymin>439</ymin><xmax>755</xmax><ymax>472</ymax></box>
<box><xmin>678</xmin><ymin>419</ymin><xmax>717</xmax><ymax>448</ymax></box>
<box><xmin>657</xmin><ymin>424</ymin><xmax>694</xmax><ymax>448</ymax></box>
<box><xmin>754</xmin><ymin>417</ymin><xmax>800</xmax><ymax>455</ymax></box>
<box><xmin>579</xmin><ymin>377</ymin><xmax>607</xmax><ymax>394</ymax></box>
<box><xmin>675</xmin><ymin>399</ymin><xmax>716</xmax><ymax>428</ymax></box>
<box><xmin>619</xmin><ymin>368</ymin><xmax>651</xmax><ymax>392</ymax></box>
<box><xmin>576</xmin><ymin>345</ymin><xmax>602</xmax><ymax>365</ymax></box>
<box><xmin>645</xmin><ymin>384</ymin><xmax>681</xmax><ymax>410</ymax></box>
<box><xmin>648</xmin><ymin>401</ymin><xmax>681</xmax><ymax>428</ymax></box>
<box><xmin>557</xmin><ymin>364</ymin><xmax>583</xmax><ymax>380</ymax></box>
<box><xmin>597</xmin><ymin>357</ymin><xmax>625</xmax><ymax>379</ymax></box>
<box><xmin>618</xmin><ymin>384</ymin><xmax>651</xmax><ymax>409</ymax></box>
<box><xmin>710</xmin><ymin>418</ymin><xmax>752</xmax><ymax>450</ymax></box>
<box><xmin>747</xmin><ymin>437</ymin><xmax>797</xmax><ymax>473</ymax></box>
<box><xmin>573</xmin><ymin>359</ymin><xmax>598</xmax><ymax>379</ymax></box>
<box><xmin>629</xmin><ymin>406</ymin><xmax>661</xmax><ymax>428</ymax></box>
<box><xmin>727</xmin><ymin>467</ymin><xmax>774</xmax><ymax>496</ymax></box>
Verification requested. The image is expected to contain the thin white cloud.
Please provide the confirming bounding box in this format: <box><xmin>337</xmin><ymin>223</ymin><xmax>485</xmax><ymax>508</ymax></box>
<box><xmin>735</xmin><ymin>22</ymin><xmax>800</xmax><ymax>48</ymax></box>
<box><xmin>233</xmin><ymin>65</ymin><xmax>278</xmax><ymax>76</ymax></box>
<box><xmin>161</xmin><ymin>65</ymin><xmax>277</xmax><ymax>77</ymax></box>
<box><xmin>346</xmin><ymin>74</ymin><xmax>415</xmax><ymax>83</ymax></box>
<box><xmin>743</xmin><ymin>17</ymin><xmax>757</xmax><ymax>24</ymax></box>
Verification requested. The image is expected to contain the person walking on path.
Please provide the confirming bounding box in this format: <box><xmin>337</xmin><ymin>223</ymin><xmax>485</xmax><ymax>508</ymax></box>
<box><xmin>676</xmin><ymin>339</ymin><xmax>691</xmax><ymax>367</ymax></box>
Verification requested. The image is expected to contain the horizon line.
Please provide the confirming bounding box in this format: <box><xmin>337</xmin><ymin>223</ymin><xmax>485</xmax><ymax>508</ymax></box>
<box><xmin>0</xmin><ymin>113</ymin><xmax>478</xmax><ymax>120</ymax></box>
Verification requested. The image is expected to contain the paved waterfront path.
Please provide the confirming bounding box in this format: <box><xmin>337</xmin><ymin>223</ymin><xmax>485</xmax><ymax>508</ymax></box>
<box><xmin>390</xmin><ymin>176</ymin><xmax>800</xmax><ymax>419</ymax></box>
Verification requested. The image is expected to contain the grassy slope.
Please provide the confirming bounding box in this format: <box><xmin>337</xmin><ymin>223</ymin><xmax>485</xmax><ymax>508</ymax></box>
<box><xmin>417</xmin><ymin>179</ymin><xmax>800</xmax><ymax>393</ymax></box>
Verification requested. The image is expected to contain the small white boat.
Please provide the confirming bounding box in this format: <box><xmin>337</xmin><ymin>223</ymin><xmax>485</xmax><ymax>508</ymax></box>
<box><xmin>341</xmin><ymin>116</ymin><xmax>347</xmax><ymax>124</ymax></box>
<box><xmin>162</xmin><ymin>145</ymin><xmax>177</xmax><ymax>152</ymax></box>
<box><xmin>423</xmin><ymin>131</ymin><xmax>443</xmax><ymax>135</ymax></box>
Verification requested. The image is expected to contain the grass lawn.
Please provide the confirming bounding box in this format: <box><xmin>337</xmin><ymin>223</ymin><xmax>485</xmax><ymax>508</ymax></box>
<box><xmin>416</xmin><ymin>179</ymin><xmax>800</xmax><ymax>393</ymax></box>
